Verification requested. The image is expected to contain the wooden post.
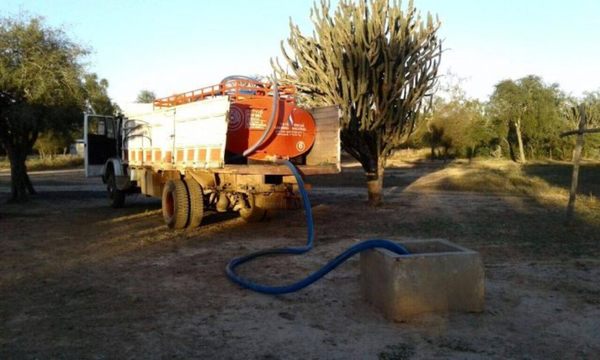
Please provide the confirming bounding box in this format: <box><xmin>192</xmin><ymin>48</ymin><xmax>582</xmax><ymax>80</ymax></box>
<box><xmin>565</xmin><ymin>105</ymin><xmax>587</xmax><ymax>225</ymax></box>
<box><xmin>560</xmin><ymin>104</ymin><xmax>600</xmax><ymax>225</ymax></box>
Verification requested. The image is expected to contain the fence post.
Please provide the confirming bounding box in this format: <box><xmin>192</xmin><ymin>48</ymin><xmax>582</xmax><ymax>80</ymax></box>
<box><xmin>566</xmin><ymin>105</ymin><xmax>587</xmax><ymax>225</ymax></box>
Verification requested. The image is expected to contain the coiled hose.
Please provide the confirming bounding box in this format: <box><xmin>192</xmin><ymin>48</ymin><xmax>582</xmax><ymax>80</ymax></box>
<box><xmin>225</xmin><ymin>159</ymin><xmax>410</xmax><ymax>294</ymax></box>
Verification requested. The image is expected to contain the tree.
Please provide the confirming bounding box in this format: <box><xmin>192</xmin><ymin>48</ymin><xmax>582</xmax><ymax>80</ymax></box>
<box><xmin>274</xmin><ymin>0</ymin><xmax>442</xmax><ymax>206</ymax></box>
<box><xmin>488</xmin><ymin>76</ymin><xmax>566</xmax><ymax>162</ymax></box>
<box><xmin>84</xmin><ymin>73</ymin><xmax>118</xmax><ymax>115</ymax></box>
<box><xmin>30</xmin><ymin>73</ymin><xmax>115</xmax><ymax>159</ymax></box>
<box><xmin>34</xmin><ymin>130</ymin><xmax>73</xmax><ymax>157</ymax></box>
<box><xmin>578</xmin><ymin>91</ymin><xmax>600</xmax><ymax>158</ymax></box>
<box><xmin>0</xmin><ymin>16</ymin><xmax>87</xmax><ymax>202</ymax></box>
<box><xmin>582</xmin><ymin>91</ymin><xmax>600</xmax><ymax>119</ymax></box>
<box><xmin>424</xmin><ymin>97</ymin><xmax>491</xmax><ymax>161</ymax></box>
<box><xmin>136</xmin><ymin>90</ymin><xmax>156</xmax><ymax>103</ymax></box>
<box><xmin>488</xmin><ymin>80</ymin><xmax>527</xmax><ymax>162</ymax></box>
<box><xmin>417</xmin><ymin>76</ymin><xmax>493</xmax><ymax>161</ymax></box>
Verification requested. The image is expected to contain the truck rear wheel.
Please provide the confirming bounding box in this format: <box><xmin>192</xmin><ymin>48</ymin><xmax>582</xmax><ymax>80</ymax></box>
<box><xmin>185</xmin><ymin>179</ymin><xmax>204</xmax><ymax>228</ymax></box>
<box><xmin>162</xmin><ymin>179</ymin><xmax>189</xmax><ymax>229</ymax></box>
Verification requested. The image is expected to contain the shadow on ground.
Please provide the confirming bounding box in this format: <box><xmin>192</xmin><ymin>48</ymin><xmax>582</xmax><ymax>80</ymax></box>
<box><xmin>523</xmin><ymin>162</ymin><xmax>600</xmax><ymax>196</ymax></box>
<box><xmin>1</xmin><ymin>161</ymin><xmax>599</xmax><ymax>358</ymax></box>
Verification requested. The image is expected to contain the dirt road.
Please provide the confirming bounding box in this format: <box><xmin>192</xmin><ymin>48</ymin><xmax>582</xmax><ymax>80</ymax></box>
<box><xmin>1</xmin><ymin>165</ymin><xmax>599</xmax><ymax>359</ymax></box>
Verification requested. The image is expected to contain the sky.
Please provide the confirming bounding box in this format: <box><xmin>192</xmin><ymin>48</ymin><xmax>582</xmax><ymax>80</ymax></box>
<box><xmin>2</xmin><ymin>0</ymin><xmax>600</xmax><ymax>107</ymax></box>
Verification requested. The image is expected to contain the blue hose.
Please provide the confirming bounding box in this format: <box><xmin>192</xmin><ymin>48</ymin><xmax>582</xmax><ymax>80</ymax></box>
<box><xmin>225</xmin><ymin>159</ymin><xmax>410</xmax><ymax>294</ymax></box>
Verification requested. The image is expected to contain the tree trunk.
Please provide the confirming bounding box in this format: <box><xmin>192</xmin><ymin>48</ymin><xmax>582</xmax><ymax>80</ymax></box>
<box><xmin>505</xmin><ymin>138</ymin><xmax>516</xmax><ymax>162</ymax></box>
<box><xmin>467</xmin><ymin>147</ymin><xmax>474</xmax><ymax>164</ymax></box>
<box><xmin>365</xmin><ymin>158</ymin><xmax>384</xmax><ymax>207</ymax></box>
<box><xmin>6</xmin><ymin>147</ymin><xmax>36</xmax><ymax>202</ymax></box>
<box><xmin>515</xmin><ymin>119</ymin><xmax>526</xmax><ymax>163</ymax></box>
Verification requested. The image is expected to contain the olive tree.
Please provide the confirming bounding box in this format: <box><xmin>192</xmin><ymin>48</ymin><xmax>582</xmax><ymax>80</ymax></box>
<box><xmin>0</xmin><ymin>16</ymin><xmax>87</xmax><ymax>202</ymax></box>
<box><xmin>274</xmin><ymin>0</ymin><xmax>442</xmax><ymax>205</ymax></box>
<box><xmin>31</xmin><ymin>73</ymin><xmax>116</xmax><ymax>159</ymax></box>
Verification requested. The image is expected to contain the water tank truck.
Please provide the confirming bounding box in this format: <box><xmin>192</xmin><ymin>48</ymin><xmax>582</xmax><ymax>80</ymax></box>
<box><xmin>84</xmin><ymin>76</ymin><xmax>340</xmax><ymax>229</ymax></box>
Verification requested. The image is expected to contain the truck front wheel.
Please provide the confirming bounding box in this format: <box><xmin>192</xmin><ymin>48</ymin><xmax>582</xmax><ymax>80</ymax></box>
<box><xmin>162</xmin><ymin>179</ymin><xmax>190</xmax><ymax>229</ymax></box>
<box><xmin>106</xmin><ymin>168</ymin><xmax>125</xmax><ymax>208</ymax></box>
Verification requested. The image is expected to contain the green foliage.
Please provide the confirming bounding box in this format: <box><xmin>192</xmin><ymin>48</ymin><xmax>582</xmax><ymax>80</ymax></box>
<box><xmin>420</xmin><ymin>94</ymin><xmax>492</xmax><ymax>159</ymax></box>
<box><xmin>581</xmin><ymin>91</ymin><xmax>600</xmax><ymax>126</ymax></box>
<box><xmin>33</xmin><ymin>129</ymin><xmax>73</xmax><ymax>157</ymax></box>
<box><xmin>84</xmin><ymin>73</ymin><xmax>118</xmax><ymax>115</ymax></box>
<box><xmin>487</xmin><ymin>75</ymin><xmax>569</xmax><ymax>158</ymax></box>
<box><xmin>565</xmin><ymin>93</ymin><xmax>600</xmax><ymax>159</ymax></box>
<box><xmin>0</xmin><ymin>16</ymin><xmax>88</xmax><ymax>136</ymax></box>
<box><xmin>136</xmin><ymin>89</ymin><xmax>156</xmax><ymax>103</ymax></box>
<box><xmin>488</xmin><ymin>75</ymin><xmax>569</xmax><ymax>160</ymax></box>
<box><xmin>28</xmin><ymin>73</ymin><xmax>116</xmax><ymax>159</ymax></box>
<box><xmin>274</xmin><ymin>0</ymin><xmax>442</xmax><ymax>168</ymax></box>
<box><xmin>411</xmin><ymin>75</ymin><xmax>599</xmax><ymax>162</ymax></box>
<box><xmin>0</xmin><ymin>17</ymin><xmax>87</xmax><ymax>108</ymax></box>
<box><xmin>0</xmin><ymin>15</ymin><xmax>97</xmax><ymax>201</ymax></box>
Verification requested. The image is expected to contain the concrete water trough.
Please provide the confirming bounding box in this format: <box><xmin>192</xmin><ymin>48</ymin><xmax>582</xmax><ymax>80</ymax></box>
<box><xmin>360</xmin><ymin>239</ymin><xmax>484</xmax><ymax>321</ymax></box>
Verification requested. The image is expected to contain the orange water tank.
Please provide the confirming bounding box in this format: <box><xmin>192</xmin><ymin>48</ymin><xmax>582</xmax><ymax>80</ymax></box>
<box><xmin>153</xmin><ymin>79</ymin><xmax>316</xmax><ymax>160</ymax></box>
<box><xmin>225</xmin><ymin>97</ymin><xmax>316</xmax><ymax>160</ymax></box>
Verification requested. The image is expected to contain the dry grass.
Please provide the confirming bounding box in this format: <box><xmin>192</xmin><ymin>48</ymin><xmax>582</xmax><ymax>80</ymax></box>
<box><xmin>387</xmin><ymin>148</ymin><xmax>431</xmax><ymax>163</ymax></box>
<box><xmin>406</xmin><ymin>159</ymin><xmax>600</xmax><ymax>226</ymax></box>
<box><xmin>1</xmin><ymin>158</ymin><xmax>599</xmax><ymax>358</ymax></box>
<box><xmin>0</xmin><ymin>155</ymin><xmax>83</xmax><ymax>172</ymax></box>
<box><xmin>311</xmin><ymin>157</ymin><xmax>600</xmax><ymax>258</ymax></box>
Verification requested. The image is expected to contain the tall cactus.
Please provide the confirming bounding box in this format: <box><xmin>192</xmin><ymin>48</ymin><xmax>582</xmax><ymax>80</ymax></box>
<box><xmin>273</xmin><ymin>0</ymin><xmax>442</xmax><ymax>205</ymax></box>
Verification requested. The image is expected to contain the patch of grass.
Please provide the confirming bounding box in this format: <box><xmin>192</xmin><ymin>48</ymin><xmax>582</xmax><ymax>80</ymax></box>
<box><xmin>427</xmin><ymin>161</ymin><xmax>549</xmax><ymax>195</ymax></box>
<box><xmin>0</xmin><ymin>155</ymin><xmax>83</xmax><ymax>172</ymax></box>
<box><xmin>384</xmin><ymin>159</ymin><xmax>600</xmax><ymax>259</ymax></box>
<box><xmin>524</xmin><ymin>161</ymin><xmax>600</xmax><ymax>196</ymax></box>
<box><xmin>388</xmin><ymin>148</ymin><xmax>431</xmax><ymax>162</ymax></box>
<box><xmin>414</xmin><ymin>160</ymin><xmax>600</xmax><ymax>226</ymax></box>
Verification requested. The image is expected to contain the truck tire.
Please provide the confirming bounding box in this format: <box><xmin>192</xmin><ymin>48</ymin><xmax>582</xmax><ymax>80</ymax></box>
<box><xmin>106</xmin><ymin>168</ymin><xmax>125</xmax><ymax>208</ymax></box>
<box><xmin>162</xmin><ymin>179</ymin><xmax>189</xmax><ymax>229</ymax></box>
<box><xmin>185</xmin><ymin>178</ymin><xmax>204</xmax><ymax>228</ymax></box>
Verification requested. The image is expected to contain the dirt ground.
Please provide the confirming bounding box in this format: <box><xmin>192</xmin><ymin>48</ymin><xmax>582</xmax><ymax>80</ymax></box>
<box><xmin>1</xmin><ymin>162</ymin><xmax>599</xmax><ymax>359</ymax></box>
